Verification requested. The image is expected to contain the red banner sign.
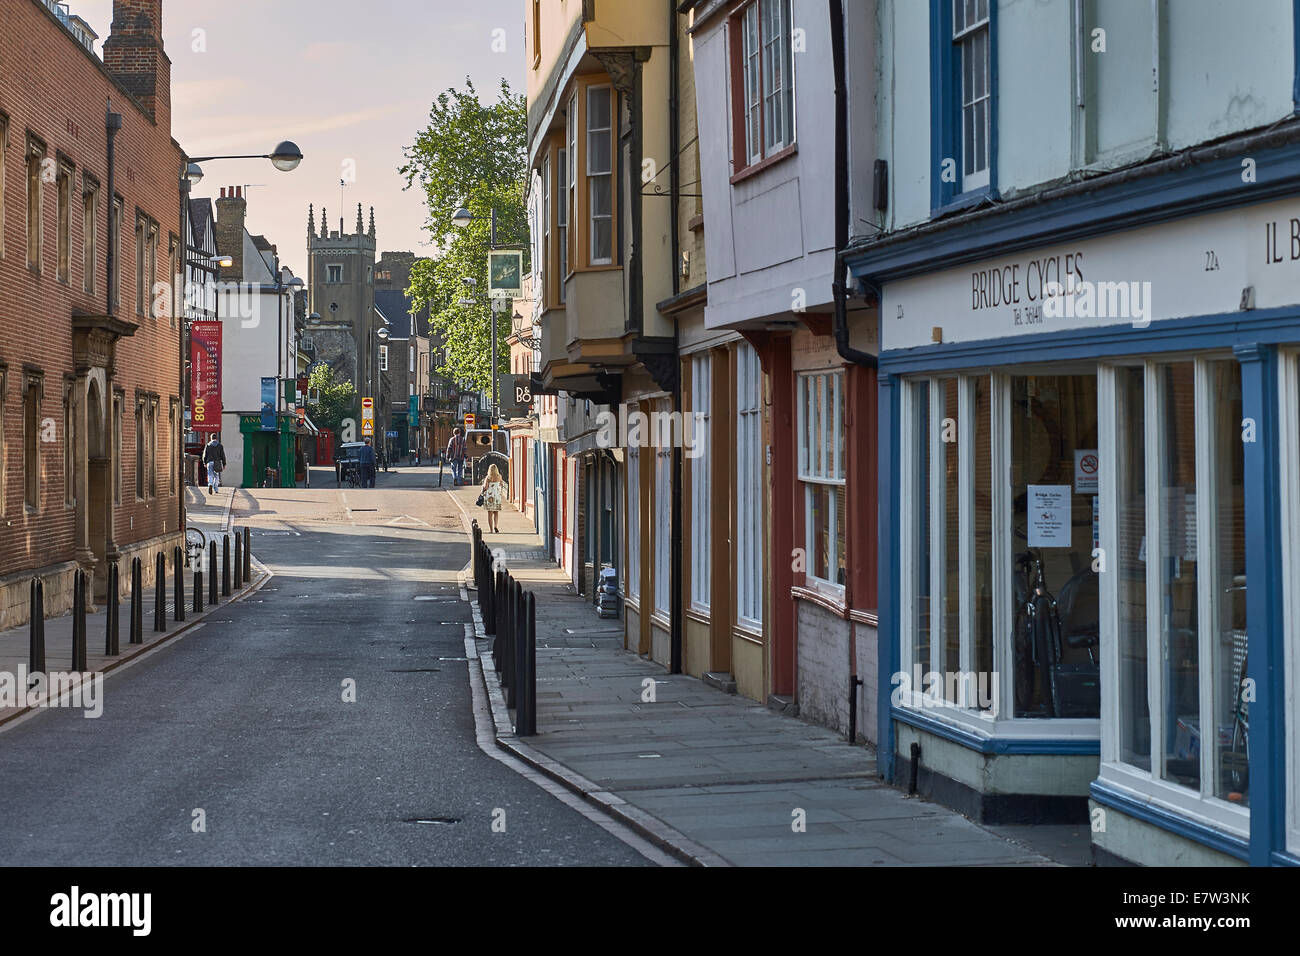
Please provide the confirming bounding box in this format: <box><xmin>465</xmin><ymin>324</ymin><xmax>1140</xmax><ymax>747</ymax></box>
<box><xmin>190</xmin><ymin>320</ymin><xmax>222</xmax><ymax>432</ymax></box>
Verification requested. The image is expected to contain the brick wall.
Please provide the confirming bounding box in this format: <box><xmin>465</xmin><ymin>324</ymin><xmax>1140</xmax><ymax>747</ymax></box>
<box><xmin>0</xmin><ymin>0</ymin><xmax>184</xmax><ymax>580</ymax></box>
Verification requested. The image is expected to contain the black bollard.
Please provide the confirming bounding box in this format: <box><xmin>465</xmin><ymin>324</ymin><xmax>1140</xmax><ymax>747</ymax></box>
<box><xmin>243</xmin><ymin>526</ymin><xmax>251</xmax><ymax>581</ymax></box>
<box><xmin>154</xmin><ymin>552</ymin><xmax>166</xmax><ymax>632</ymax></box>
<box><xmin>233</xmin><ymin>530</ymin><xmax>242</xmax><ymax>589</ymax></box>
<box><xmin>512</xmin><ymin>583</ymin><xmax>528</xmax><ymax>714</ymax></box>
<box><xmin>173</xmin><ymin>546</ymin><xmax>185</xmax><ymax>622</ymax></box>
<box><xmin>105</xmin><ymin>562</ymin><xmax>120</xmax><ymax>656</ymax></box>
<box><xmin>521</xmin><ymin>591</ymin><xmax>537</xmax><ymax>735</ymax></box>
<box><xmin>194</xmin><ymin>564</ymin><xmax>203</xmax><ymax>613</ymax></box>
<box><xmin>505</xmin><ymin>578</ymin><xmax>519</xmax><ymax>709</ymax></box>
<box><xmin>72</xmin><ymin>570</ymin><xmax>87</xmax><ymax>672</ymax></box>
<box><xmin>29</xmin><ymin>578</ymin><xmax>46</xmax><ymax>674</ymax></box>
<box><xmin>209</xmin><ymin>542</ymin><xmax>218</xmax><ymax>605</ymax></box>
<box><xmin>129</xmin><ymin>557</ymin><xmax>143</xmax><ymax>644</ymax></box>
<box><xmin>222</xmin><ymin>535</ymin><xmax>231</xmax><ymax>597</ymax></box>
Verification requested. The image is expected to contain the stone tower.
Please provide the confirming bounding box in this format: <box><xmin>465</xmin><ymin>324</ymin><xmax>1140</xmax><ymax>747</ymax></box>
<box><xmin>304</xmin><ymin>203</ymin><xmax>379</xmax><ymax>400</ymax></box>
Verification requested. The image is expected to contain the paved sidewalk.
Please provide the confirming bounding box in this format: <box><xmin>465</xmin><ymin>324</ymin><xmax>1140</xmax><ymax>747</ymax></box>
<box><xmin>0</xmin><ymin>488</ymin><xmax>269</xmax><ymax>726</ymax></box>
<box><xmin>449</xmin><ymin>485</ymin><xmax>1063</xmax><ymax>867</ymax></box>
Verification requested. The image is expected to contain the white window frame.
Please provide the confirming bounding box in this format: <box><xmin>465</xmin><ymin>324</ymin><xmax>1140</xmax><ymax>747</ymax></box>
<box><xmin>1281</xmin><ymin>348</ymin><xmax>1300</xmax><ymax>856</ymax></box>
<box><xmin>557</xmin><ymin>146</ymin><xmax>568</xmax><ymax>298</ymax></box>
<box><xmin>797</xmin><ymin>369</ymin><xmax>846</xmax><ymax>594</ymax></box>
<box><xmin>953</xmin><ymin>0</ymin><xmax>991</xmax><ymax>192</ymax></box>
<box><xmin>736</xmin><ymin>344</ymin><xmax>763</xmax><ymax>629</ymax></box>
<box><xmin>627</xmin><ymin>439</ymin><xmax>641</xmax><ymax>603</ymax></box>
<box><xmin>898</xmin><ymin>371</ymin><xmax>1103</xmax><ymax>738</ymax></box>
<box><xmin>1094</xmin><ymin>356</ymin><xmax>1250</xmax><ymax>840</ymax></box>
<box><xmin>739</xmin><ymin>0</ymin><xmax>795</xmax><ymax>167</ymax></box>
<box><xmin>379</xmin><ymin>344</ymin><xmax>389</xmax><ymax>372</ymax></box>
<box><xmin>654</xmin><ymin>440</ymin><xmax>672</xmax><ymax>618</ymax></box>
<box><xmin>586</xmin><ymin>84</ymin><xmax>614</xmax><ymax>266</ymax></box>
<box><xmin>542</xmin><ymin>151</ymin><xmax>551</xmax><ymax>295</ymax></box>
<box><xmin>691</xmin><ymin>353</ymin><xmax>712</xmax><ymax>611</ymax></box>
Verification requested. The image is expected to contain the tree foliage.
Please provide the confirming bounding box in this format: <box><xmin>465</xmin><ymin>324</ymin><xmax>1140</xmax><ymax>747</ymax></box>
<box><xmin>401</xmin><ymin>78</ymin><xmax>529</xmax><ymax>394</ymax></box>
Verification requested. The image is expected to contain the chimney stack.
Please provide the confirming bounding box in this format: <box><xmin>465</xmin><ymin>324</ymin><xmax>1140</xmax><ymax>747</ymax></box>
<box><xmin>102</xmin><ymin>0</ymin><xmax>170</xmax><ymax>125</ymax></box>
<box><xmin>214</xmin><ymin>185</ymin><xmax>247</xmax><ymax>281</ymax></box>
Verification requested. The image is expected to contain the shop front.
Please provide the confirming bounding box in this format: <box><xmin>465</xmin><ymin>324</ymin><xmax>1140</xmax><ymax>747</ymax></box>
<box><xmin>858</xmin><ymin>187</ymin><xmax>1300</xmax><ymax>866</ymax></box>
<box><xmin>238</xmin><ymin>413</ymin><xmax>296</xmax><ymax>489</ymax></box>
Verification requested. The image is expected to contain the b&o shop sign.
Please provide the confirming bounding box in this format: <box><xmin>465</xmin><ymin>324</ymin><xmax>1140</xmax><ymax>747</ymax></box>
<box><xmin>882</xmin><ymin>196</ymin><xmax>1300</xmax><ymax>351</ymax></box>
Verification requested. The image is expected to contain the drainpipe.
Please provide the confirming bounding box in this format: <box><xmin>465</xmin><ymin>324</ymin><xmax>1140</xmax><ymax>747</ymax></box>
<box><xmin>668</xmin><ymin>2</ymin><xmax>683</xmax><ymax>675</ymax></box>
<box><xmin>830</xmin><ymin>0</ymin><xmax>875</xmax><ymax>741</ymax></box>
<box><xmin>829</xmin><ymin>0</ymin><xmax>875</xmax><ymax>372</ymax></box>
<box><xmin>106</xmin><ymin>100</ymin><xmax>122</xmax><ymax>317</ymax></box>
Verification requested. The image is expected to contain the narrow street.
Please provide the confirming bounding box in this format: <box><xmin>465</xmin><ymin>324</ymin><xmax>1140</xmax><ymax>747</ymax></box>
<box><xmin>0</xmin><ymin>468</ymin><xmax>649</xmax><ymax>866</ymax></box>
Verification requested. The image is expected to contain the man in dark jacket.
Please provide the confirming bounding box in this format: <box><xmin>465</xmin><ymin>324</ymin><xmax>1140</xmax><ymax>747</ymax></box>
<box><xmin>201</xmin><ymin>435</ymin><xmax>227</xmax><ymax>495</ymax></box>
<box><xmin>445</xmin><ymin>427</ymin><xmax>466</xmax><ymax>485</ymax></box>
<box><xmin>358</xmin><ymin>438</ymin><xmax>377</xmax><ymax>488</ymax></box>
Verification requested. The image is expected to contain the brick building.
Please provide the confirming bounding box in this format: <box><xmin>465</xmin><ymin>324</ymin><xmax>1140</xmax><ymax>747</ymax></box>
<box><xmin>0</xmin><ymin>0</ymin><xmax>185</xmax><ymax>625</ymax></box>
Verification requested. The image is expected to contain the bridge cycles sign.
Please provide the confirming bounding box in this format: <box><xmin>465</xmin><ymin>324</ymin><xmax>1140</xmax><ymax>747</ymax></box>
<box><xmin>190</xmin><ymin>321</ymin><xmax>222</xmax><ymax>432</ymax></box>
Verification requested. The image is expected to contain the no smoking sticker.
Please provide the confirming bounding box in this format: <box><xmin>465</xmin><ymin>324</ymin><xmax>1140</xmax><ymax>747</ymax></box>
<box><xmin>1075</xmin><ymin>449</ymin><xmax>1099</xmax><ymax>493</ymax></box>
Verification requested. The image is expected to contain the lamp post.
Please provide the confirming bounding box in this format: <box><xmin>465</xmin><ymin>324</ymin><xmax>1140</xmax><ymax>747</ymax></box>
<box><xmin>376</xmin><ymin>326</ymin><xmax>390</xmax><ymax>460</ymax></box>
<box><xmin>180</xmin><ymin>141</ymin><xmax>302</xmax><ymax>499</ymax></box>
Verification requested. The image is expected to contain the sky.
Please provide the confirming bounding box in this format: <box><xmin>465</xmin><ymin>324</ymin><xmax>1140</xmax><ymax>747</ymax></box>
<box><xmin>76</xmin><ymin>0</ymin><xmax>525</xmax><ymax>277</ymax></box>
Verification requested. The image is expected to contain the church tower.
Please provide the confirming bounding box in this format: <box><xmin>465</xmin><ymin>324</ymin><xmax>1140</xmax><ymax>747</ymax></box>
<box><xmin>303</xmin><ymin>203</ymin><xmax>379</xmax><ymax>403</ymax></box>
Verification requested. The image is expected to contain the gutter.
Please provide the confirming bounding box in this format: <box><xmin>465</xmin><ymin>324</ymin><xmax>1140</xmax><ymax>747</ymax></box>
<box><xmin>668</xmin><ymin>0</ymin><xmax>683</xmax><ymax>675</ymax></box>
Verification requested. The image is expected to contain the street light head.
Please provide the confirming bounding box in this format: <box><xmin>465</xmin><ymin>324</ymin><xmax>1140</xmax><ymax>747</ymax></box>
<box><xmin>269</xmin><ymin>141</ymin><xmax>303</xmax><ymax>172</ymax></box>
<box><xmin>214</xmin><ymin>255</ymin><xmax>234</xmax><ymax>268</ymax></box>
<box><xmin>461</xmin><ymin>276</ymin><xmax>477</xmax><ymax>288</ymax></box>
<box><xmin>377</xmin><ymin>327</ymin><xmax>390</xmax><ymax>340</ymax></box>
<box><xmin>287</xmin><ymin>276</ymin><xmax>305</xmax><ymax>290</ymax></box>
<box><xmin>185</xmin><ymin>162</ymin><xmax>205</xmax><ymax>185</ymax></box>
<box><xmin>457</xmin><ymin>297</ymin><xmax>476</xmax><ymax>307</ymax></box>
<box><xmin>450</xmin><ymin>207</ymin><xmax>474</xmax><ymax>229</ymax></box>
<box><xmin>308</xmin><ymin>312</ymin><xmax>321</xmax><ymax>321</ymax></box>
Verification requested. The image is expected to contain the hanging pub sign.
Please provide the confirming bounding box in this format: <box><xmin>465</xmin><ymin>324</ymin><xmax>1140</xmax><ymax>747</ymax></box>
<box><xmin>190</xmin><ymin>321</ymin><xmax>222</xmax><ymax>433</ymax></box>
<box><xmin>488</xmin><ymin>249</ymin><xmax>524</xmax><ymax>299</ymax></box>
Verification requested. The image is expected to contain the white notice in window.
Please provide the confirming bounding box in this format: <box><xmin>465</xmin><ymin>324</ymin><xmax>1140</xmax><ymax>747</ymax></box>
<box><xmin>1028</xmin><ymin>484</ymin><xmax>1072</xmax><ymax>548</ymax></box>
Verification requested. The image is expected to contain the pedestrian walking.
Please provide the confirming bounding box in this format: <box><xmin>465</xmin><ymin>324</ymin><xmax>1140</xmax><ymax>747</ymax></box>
<box><xmin>480</xmin><ymin>463</ymin><xmax>507</xmax><ymax>533</ymax></box>
<box><xmin>446</xmin><ymin>427</ymin><xmax>467</xmax><ymax>486</ymax></box>
<box><xmin>358</xmin><ymin>437</ymin><xmax>377</xmax><ymax>488</ymax></box>
<box><xmin>201</xmin><ymin>435</ymin><xmax>227</xmax><ymax>495</ymax></box>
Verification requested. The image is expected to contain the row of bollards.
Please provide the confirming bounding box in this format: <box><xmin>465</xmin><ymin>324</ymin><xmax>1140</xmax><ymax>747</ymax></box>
<box><xmin>26</xmin><ymin>530</ymin><xmax>254</xmax><ymax>674</ymax></box>
<box><xmin>471</xmin><ymin>520</ymin><xmax>536</xmax><ymax>736</ymax></box>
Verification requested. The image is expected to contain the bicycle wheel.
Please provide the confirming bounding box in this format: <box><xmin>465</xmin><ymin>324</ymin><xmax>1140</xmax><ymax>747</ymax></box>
<box><xmin>1228</xmin><ymin>714</ymin><xmax>1249</xmax><ymax>795</ymax></box>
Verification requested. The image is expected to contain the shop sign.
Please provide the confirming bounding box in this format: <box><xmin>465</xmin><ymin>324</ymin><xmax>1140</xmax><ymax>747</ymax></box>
<box><xmin>260</xmin><ymin>377</ymin><xmax>276</xmax><ymax>431</ymax></box>
<box><xmin>882</xmin><ymin>196</ymin><xmax>1300</xmax><ymax>350</ymax></box>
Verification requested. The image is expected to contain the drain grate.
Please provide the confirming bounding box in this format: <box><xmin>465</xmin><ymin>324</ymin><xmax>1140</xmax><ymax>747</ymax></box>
<box><xmin>388</xmin><ymin>668</ymin><xmax>441</xmax><ymax>673</ymax></box>
<box><xmin>402</xmin><ymin>817</ymin><xmax>460</xmax><ymax>825</ymax></box>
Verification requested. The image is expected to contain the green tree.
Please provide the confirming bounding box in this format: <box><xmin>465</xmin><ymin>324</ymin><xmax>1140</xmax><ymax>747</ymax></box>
<box><xmin>307</xmin><ymin>365</ymin><xmax>357</xmax><ymax>436</ymax></box>
<box><xmin>401</xmin><ymin>78</ymin><xmax>528</xmax><ymax>393</ymax></box>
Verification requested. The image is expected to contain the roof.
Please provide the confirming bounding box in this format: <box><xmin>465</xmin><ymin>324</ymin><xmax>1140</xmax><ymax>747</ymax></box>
<box><xmin>374</xmin><ymin>289</ymin><xmax>415</xmax><ymax>339</ymax></box>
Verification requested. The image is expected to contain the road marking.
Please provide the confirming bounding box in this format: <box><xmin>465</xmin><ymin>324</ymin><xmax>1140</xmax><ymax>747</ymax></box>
<box><xmin>387</xmin><ymin>514</ymin><xmax>429</xmax><ymax>526</ymax></box>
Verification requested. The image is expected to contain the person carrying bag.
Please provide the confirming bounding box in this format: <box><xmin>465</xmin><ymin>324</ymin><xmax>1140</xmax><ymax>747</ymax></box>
<box><xmin>479</xmin><ymin>464</ymin><xmax>507</xmax><ymax>533</ymax></box>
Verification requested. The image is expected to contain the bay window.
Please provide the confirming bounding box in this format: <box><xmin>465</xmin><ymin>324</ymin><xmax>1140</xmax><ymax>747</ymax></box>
<box><xmin>586</xmin><ymin>85</ymin><xmax>613</xmax><ymax>265</ymax></box>
<box><xmin>798</xmin><ymin>370</ymin><xmax>846</xmax><ymax>591</ymax></box>
<box><xmin>732</xmin><ymin>0</ymin><xmax>795</xmax><ymax>172</ymax></box>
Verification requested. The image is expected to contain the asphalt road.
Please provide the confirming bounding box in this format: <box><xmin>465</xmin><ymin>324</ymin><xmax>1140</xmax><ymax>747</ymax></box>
<box><xmin>0</xmin><ymin>465</ymin><xmax>649</xmax><ymax>866</ymax></box>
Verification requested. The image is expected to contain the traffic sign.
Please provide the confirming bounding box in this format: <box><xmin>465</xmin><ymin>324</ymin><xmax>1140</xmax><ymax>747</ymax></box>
<box><xmin>362</xmin><ymin>396</ymin><xmax>375</xmax><ymax>437</ymax></box>
<box><xmin>464</xmin><ymin>413</ymin><xmax>476</xmax><ymax>429</ymax></box>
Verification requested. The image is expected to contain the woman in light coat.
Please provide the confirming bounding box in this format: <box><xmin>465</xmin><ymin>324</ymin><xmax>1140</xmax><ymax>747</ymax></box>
<box><xmin>481</xmin><ymin>463</ymin><xmax>507</xmax><ymax>533</ymax></box>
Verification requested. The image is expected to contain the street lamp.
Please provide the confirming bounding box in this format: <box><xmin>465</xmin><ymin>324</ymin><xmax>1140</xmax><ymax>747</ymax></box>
<box><xmin>179</xmin><ymin>140</ymin><xmax>303</xmax><ymax>498</ymax></box>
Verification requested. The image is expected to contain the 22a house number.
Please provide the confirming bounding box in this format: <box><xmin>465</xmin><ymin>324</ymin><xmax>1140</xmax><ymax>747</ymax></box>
<box><xmin>1205</xmin><ymin>250</ymin><xmax>1220</xmax><ymax>271</ymax></box>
